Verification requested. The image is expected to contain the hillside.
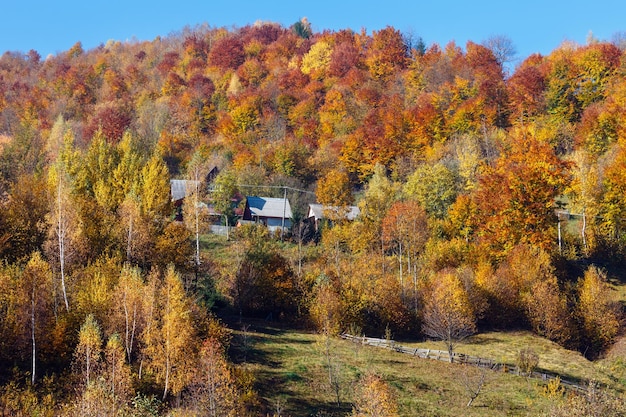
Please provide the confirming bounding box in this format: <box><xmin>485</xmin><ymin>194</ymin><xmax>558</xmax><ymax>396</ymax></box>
<box><xmin>0</xmin><ymin>20</ymin><xmax>626</xmax><ymax>416</ymax></box>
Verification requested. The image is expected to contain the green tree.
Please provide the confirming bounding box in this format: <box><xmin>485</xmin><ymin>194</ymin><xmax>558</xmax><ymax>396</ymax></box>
<box><xmin>211</xmin><ymin>168</ymin><xmax>238</xmax><ymax>239</ymax></box>
<box><xmin>404</xmin><ymin>162</ymin><xmax>458</xmax><ymax>219</ymax></box>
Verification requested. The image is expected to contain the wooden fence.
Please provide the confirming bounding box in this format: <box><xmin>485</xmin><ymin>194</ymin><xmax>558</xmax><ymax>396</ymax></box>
<box><xmin>340</xmin><ymin>334</ymin><xmax>588</xmax><ymax>393</ymax></box>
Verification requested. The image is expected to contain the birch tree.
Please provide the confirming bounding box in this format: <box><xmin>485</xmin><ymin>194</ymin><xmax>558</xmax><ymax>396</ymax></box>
<box><xmin>46</xmin><ymin>157</ymin><xmax>76</xmax><ymax>313</ymax></box>
<box><xmin>74</xmin><ymin>314</ymin><xmax>103</xmax><ymax>387</ymax></box>
<box><xmin>189</xmin><ymin>337</ymin><xmax>238</xmax><ymax>417</ymax></box>
<box><xmin>183</xmin><ymin>152</ymin><xmax>212</xmax><ymax>270</ymax></box>
<box><xmin>20</xmin><ymin>252</ymin><xmax>53</xmax><ymax>384</ymax></box>
<box><xmin>113</xmin><ymin>265</ymin><xmax>145</xmax><ymax>363</ymax></box>
<box><xmin>142</xmin><ymin>266</ymin><xmax>196</xmax><ymax>400</ymax></box>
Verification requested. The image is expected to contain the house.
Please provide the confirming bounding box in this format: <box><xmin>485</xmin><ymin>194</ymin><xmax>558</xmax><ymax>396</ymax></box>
<box><xmin>169</xmin><ymin>166</ymin><xmax>220</xmax><ymax>220</ymax></box>
<box><xmin>242</xmin><ymin>196</ymin><xmax>292</xmax><ymax>232</ymax></box>
<box><xmin>170</xmin><ymin>166</ymin><xmax>220</xmax><ymax>201</ymax></box>
<box><xmin>170</xmin><ymin>179</ymin><xmax>200</xmax><ymax>203</ymax></box>
<box><xmin>307</xmin><ymin>203</ymin><xmax>360</xmax><ymax>231</ymax></box>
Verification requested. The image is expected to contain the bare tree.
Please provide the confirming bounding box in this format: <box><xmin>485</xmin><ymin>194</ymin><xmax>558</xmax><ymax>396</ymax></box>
<box><xmin>611</xmin><ymin>31</ymin><xmax>626</xmax><ymax>51</ymax></box>
<box><xmin>459</xmin><ymin>365</ymin><xmax>487</xmax><ymax>407</ymax></box>
<box><xmin>482</xmin><ymin>34</ymin><xmax>517</xmax><ymax>73</ymax></box>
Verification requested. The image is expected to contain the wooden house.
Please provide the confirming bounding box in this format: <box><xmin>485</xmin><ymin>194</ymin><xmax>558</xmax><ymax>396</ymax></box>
<box><xmin>242</xmin><ymin>196</ymin><xmax>293</xmax><ymax>232</ymax></box>
<box><xmin>307</xmin><ymin>203</ymin><xmax>360</xmax><ymax>231</ymax></box>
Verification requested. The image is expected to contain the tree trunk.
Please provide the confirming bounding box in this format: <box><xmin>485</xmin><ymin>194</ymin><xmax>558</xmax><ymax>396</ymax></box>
<box><xmin>126</xmin><ymin>214</ymin><xmax>133</xmax><ymax>262</ymax></box>
<box><xmin>57</xmin><ymin>184</ymin><xmax>69</xmax><ymax>312</ymax></box>
<box><xmin>31</xmin><ymin>290</ymin><xmax>36</xmax><ymax>384</ymax></box>
<box><xmin>163</xmin><ymin>355</ymin><xmax>170</xmax><ymax>400</ymax></box>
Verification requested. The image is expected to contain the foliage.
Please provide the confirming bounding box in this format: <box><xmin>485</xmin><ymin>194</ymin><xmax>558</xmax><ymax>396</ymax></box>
<box><xmin>403</xmin><ymin>162</ymin><xmax>457</xmax><ymax>219</ymax></box>
<box><xmin>421</xmin><ymin>269</ymin><xmax>476</xmax><ymax>361</ymax></box>
<box><xmin>516</xmin><ymin>348</ymin><xmax>539</xmax><ymax>376</ymax></box>
<box><xmin>351</xmin><ymin>373</ymin><xmax>399</xmax><ymax>417</ymax></box>
<box><xmin>1</xmin><ymin>19</ymin><xmax>626</xmax><ymax>416</ymax></box>
<box><xmin>143</xmin><ymin>266</ymin><xmax>196</xmax><ymax>400</ymax></box>
<box><xmin>576</xmin><ymin>266</ymin><xmax>621</xmax><ymax>356</ymax></box>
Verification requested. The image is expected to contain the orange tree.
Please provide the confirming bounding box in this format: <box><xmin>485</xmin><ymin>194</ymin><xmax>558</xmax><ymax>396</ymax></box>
<box><xmin>469</xmin><ymin>128</ymin><xmax>571</xmax><ymax>259</ymax></box>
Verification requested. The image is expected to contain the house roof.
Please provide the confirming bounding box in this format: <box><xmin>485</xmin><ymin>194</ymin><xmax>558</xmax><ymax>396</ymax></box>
<box><xmin>246</xmin><ymin>196</ymin><xmax>293</xmax><ymax>219</ymax></box>
<box><xmin>170</xmin><ymin>179</ymin><xmax>200</xmax><ymax>201</ymax></box>
<box><xmin>308</xmin><ymin>203</ymin><xmax>360</xmax><ymax>221</ymax></box>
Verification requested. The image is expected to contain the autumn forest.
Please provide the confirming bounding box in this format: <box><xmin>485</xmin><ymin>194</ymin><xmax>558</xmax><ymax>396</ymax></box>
<box><xmin>0</xmin><ymin>19</ymin><xmax>625</xmax><ymax>415</ymax></box>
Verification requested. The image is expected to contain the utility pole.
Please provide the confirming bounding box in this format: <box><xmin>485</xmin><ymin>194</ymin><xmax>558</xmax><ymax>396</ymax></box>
<box><xmin>557</xmin><ymin>213</ymin><xmax>562</xmax><ymax>255</ymax></box>
<box><xmin>281</xmin><ymin>186</ymin><xmax>287</xmax><ymax>241</ymax></box>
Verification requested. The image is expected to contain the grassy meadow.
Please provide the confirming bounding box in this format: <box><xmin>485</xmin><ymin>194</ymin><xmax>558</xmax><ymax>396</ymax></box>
<box><xmin>224</xmin><ymin>319</ymin><xmax>626</xmax><ymax>416</ymax></box>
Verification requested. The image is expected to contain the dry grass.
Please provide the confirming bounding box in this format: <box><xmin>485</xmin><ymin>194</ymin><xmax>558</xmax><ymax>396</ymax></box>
<box><xmin>402</xmin><ymin>331</ymin><xmax>610</xmax><ymax>386</ymax></box>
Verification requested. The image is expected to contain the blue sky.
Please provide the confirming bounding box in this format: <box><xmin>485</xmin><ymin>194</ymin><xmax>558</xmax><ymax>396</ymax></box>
<box><xmin>2</xmin><ymin>0</ymin><xmax>625</xmax><ymax>66</ymax></box>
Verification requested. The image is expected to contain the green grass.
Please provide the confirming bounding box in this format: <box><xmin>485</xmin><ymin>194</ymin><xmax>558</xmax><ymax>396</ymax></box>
<box><xmin>199</xmin><ymin>233</ymin><xmax>233</xmax><ymax>261</ymax></box>
<box><xmin>226</xmin><ymin>320</ymin><xmax>573</xmax><ymax>417</ymax></box>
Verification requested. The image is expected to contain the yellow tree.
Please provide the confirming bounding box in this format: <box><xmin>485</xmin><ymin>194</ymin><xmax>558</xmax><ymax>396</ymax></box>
<box><xmin>567</xmin><ymin>149</ymin><xmax>602</xmax><ymax>253</ymax></box>
<box><xmin>523</xmin><ymin>278</ymin><xmax>572</xmax><ymax>345</ymax></box>
<box><xmin>139</xmin><ymin>151</ymin><xmax>171</xmax><ymax>221</ymax></box>
<box><xmin>142</xmin><ymin>265</ymin><xmax>196</xmax><ymax>400</ymax></box>
<box><xmin>103</xmin><ymin>333</ymin><xmax>132</xmax><ymax>402</ymax></box>
<box><xmin>182</xmin><ymin>152</ymin><xmax>212</xmax><ymax>270</ymax></box>
<box><xmin>358</xmin><ymin>164</ymin><xmax>400</xmax><ymax>254</ymax></box>
<box><xmin>481</xmin><ymin>244</ymin><xmax>557</xmax><ymax>328</ymax></box>
<box><xmin>74</xmin><ymin>314</ymin><xmax>103</xmax><ymax>387</ymax></box>
<box><xmin>112</xmin><ymin>265</ymin><xmax>145</xmax><ymax>363</ymax></box>
<box><xmin>351</xmin><ymin>373</ymin><xmax>399</xmax><ymax>417</ymax></box>
<box><xmin>46</xmin><ymin>153</ymin><xmax>77</xmax><ymax>312</ymax></box>
<box><xmin>600</xmin><ymin>139</ymin><xmax>626</xmax><ymax>244</ymax></box>
<box><xmin>421</xmin><ymin>269</ymin><xmax>476</xmax><ymax>361</ymax></box>
<box><xmin>403</xmin><ymin>162</ymin><xmax>458</xmax><ymax>219</ymax></box>
<box><xmin>1</xmin><ymin>174</ymin><xmax>49</xmax><ymax>263</ymax></box>
<box><xmin>577</xmin><ymin>266</ymin><xmax>621</xmax><ymax>356</ymax></box>
<box><xmin>301</xmin><ymin>40</ymin><xmax>333</xmax><ymax>79</ymax></box>
<box><xmin>20</xmin><ymin>252</ymin><xmax>54</xmax><ymax>384</ymax></box>
<box><xmin>382</xmin><ymin>200</ymin><xmax>429</xmax><ymax>299</ymax></box>
<box><xmin>111</xmin><ymin>131</ymin><xmax>142</xmax><ymax>209</ymax></box>
<box><xmin>117</xmin><ymin>191</ymin><xmax>150</xmax><ymax>264</ymax></box>
<box><xmin>189</xmin><ymin>337</ymin><xmax>238</xmax><ymax>417</ymax></box>
<box><xmin>138</xmin><ymin>151</ymin><xmax>172</xmax><ymax>267</ymax></box>
<box><xmin>316</xmin><ymin>168</ymin><xmax>354</xmax><ymax>222</ymax></box>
